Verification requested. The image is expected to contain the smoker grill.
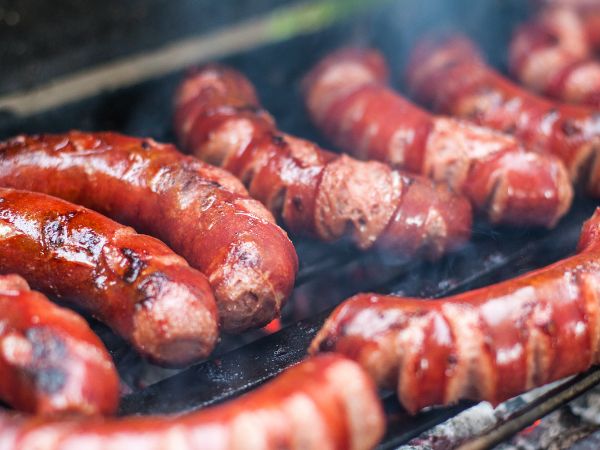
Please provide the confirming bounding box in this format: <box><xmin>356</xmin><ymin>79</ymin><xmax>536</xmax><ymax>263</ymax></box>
<box><xmin>2</xmin><ymin>0</ymin><xmax>600</xmax><ymax>448</ymax></box>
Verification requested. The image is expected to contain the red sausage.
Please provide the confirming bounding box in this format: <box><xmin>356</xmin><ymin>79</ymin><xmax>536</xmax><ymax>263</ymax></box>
<box><xmin>174</xmin><ymin>65</ymin><xmax>472</xmax><ymax>259</ymax></box>
<box><xmin>0</xmin><ymin>133</ymin><xmax>298</xmax><ymax>333</ymax></box>
<box><xmin>0</xmin><ymin>274</ymin><xmax>119</xmax><ymax>416</ymax></box>
<box><xmin>311</xmin><ymin>209</ymin><xmax>600</xmax><ymax>414</ymax></box>
<box><xmin>0</xmin><ymin>188</ymin><xmax>218</xmax><ymax>367</ymax></box>
<box><xmin>406</xmin><ymin>33</ymin><xmax>600</xmax><ymax>197</ymax></box>
<box><xmin>302</xmin><ymin>48</ymin><xmax>573</xmax><ymax>228</ymax></box>
<box><xmin>510</xmin><ymin>5</ymin><xmax>600</xmax><ymax>107</ymax></box>
<box><xmin>0</xmin><ymin>355</ymin><xmax>385</xmax><ymax>450</ymax></box>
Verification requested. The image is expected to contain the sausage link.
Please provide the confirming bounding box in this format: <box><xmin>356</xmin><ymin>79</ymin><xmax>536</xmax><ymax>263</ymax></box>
<box><xmin>303</xmin><ymin>48</ymin><xmax>573</xmax><ymax>228</ymax></box>
<box><xmin>311</xmin><ymin>208</ymin><xmax>600</xmax><ymax>414</ymax></box>
<box><xmin>174</xmin><ymin>66</ymin><xmax>472</xmax><ymax>259</ymax></box>
<box><xmin>0</xmin><ymin>354</ymin><xmax>385</xmax><ymax>450</ymax></box>
<box><xmin>510</xmin><ymin>5</ymin><xmax>600</xmax><ymax>107</ymax></box>
<box><xmin>406</xmin><ymin>33</ymin><xmax>600</xmax><ymax>197</ymax></box>
<box><xmin>0</xmin><ymin>274</ymin><xmax>119</xmax><ymax>416</ymax></box>
<box><xmin>0</xmin><ymin>188</ymin><xmax>218</xmax><ymax>367</ymax></box>
<box><xmin>0</xmin><ymin>133</ymin><xmax>298</xmax><ymax>333</ymax></box>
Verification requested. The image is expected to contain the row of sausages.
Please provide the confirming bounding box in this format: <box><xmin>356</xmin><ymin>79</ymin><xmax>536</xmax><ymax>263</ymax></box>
<box><xmin>2</xmin><ymin>2</ymin><xmax>600</xmax><ymax>447</ymax></box>
<box><xmin>307</xmin><ymin>0</ymin><xmax>600</xmax><ymax>419</ymax></box>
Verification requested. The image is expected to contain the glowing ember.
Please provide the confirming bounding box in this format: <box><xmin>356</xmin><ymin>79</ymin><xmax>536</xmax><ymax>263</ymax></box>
<box><xmin>521</xmin><ymin>419</ymin><xmax>542</xmax><ymax>435</ymax></box>
<box><xmin>263</xmin><ymin>318</ymin><xmax>281</xmax><ymax>333</ymax></box>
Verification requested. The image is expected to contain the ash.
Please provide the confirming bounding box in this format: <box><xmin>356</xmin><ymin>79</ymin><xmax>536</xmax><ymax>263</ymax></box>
<box><xmin>496</xmin><ymin>386</ymin><xmax>600</xmax><ymax>450</ymax></box>
<box><xmin>401</xmin><ymin>383</ymin><xmax>600</xmax><ymax>450</ymax></box>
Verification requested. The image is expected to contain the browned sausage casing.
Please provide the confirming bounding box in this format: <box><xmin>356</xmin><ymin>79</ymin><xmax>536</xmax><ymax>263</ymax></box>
<box><xmin>0</xmin><ymin>188</ymin><xmax>218</xmax><ymax>367</ymax></box>
<box><xmin>0</xmin><ymin>274</ymin><xmax>119</xmax><ymax>416</ymax></box>
<box><xmin>510</xmin><ymin>4</ymin><xmax>600</xmax><ymax>107</ymax></box>
<box><xmin>302</xmin><ymin>48</ymin><xmax>573</xmax><ymax>228</ymax></box>
<box><xmin>0</xmin><ymin>133</ymin><xmax>298</xmax><ymax>333</ymax></box>
<box><xmin>174</xmin><ymin>65</ymin><xmax>472</xmax><ymax>259</ymax></box>
<box><xmin>406</xmin><ymin>33</ymin><xmax>600</xmax><ymax>197</ymax></box>
<box><xmin>0</xmin><ymin>354</ymin><xmax>385</xmax><ymax>450</ymax></box>
<box><xmin>311</xmin><ymin>209</ymin><xmax>600</xmax><ymax>414</ymax></box>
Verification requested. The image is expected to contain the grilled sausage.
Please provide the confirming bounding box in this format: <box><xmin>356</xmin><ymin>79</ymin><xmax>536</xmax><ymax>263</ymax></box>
<box><xmin>406</xmin><ymin>33</ymin><xmax>600</xmax><ymax>197</ymax></box>
<box><xmin>302</xmin><ymin>48</ymin><xmax>573</xmax><ymax>228</ymax></box>
<box><xmin>0</xmin><ymin>354</ymin><xmax>385</xmax><ymax>450</ymax></box>
<box><xmin>0</xmin><ymin>274</ymin><xmax>119</xmax><ymax>416</ymax></box>
<box><xmin>0</xmin><ymin>188</ymin><xmax>218</xmax><ymax>367</ymax></box>
<box><xmin>311</xmin><ymin>208</ymin><xmax>600</xmax><ymax>414</ymax></box>
<box><xmin>174</xmin><ymin>65</ymin><xmax>472</xmax><ymax>259</ymax></box>
<box><xmin>0</xmin><ymin>133</ymin><xmax>298</xmax><ymax>333</ymax></box>
<box><xmin>510</xmin><ymin>5</ymin><xmax>600</xmax><ymax>107</ymax></box>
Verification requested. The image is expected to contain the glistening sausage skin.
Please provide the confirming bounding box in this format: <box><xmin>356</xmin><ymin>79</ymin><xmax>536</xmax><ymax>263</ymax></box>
<box><xmin>0</xmin><ymin>355</ymin><xmax>385</xmax><ymax>450</ymax></box>
<box><xmin>174</xmin><ymin>65</ymin><xmax>472</xmax><ymax>259</ymax></box>
<box><xmin>407</xmin><ymin>34</ymin><xmax>600</xmax><ymax>197</ymax></box>
<box><xmin>311</xmin><ymin>209</ymin><xmax>600</xmax><ymax>414</ymax></box>
<box><xmin>0</xmin><ymin>188</ymin><xmax>218</xmax><ymax>367</ymax></box>
<box><xmin>510</xmin><ymin>4</ymin><xmax>600</xmax><ymax>107</ymax></box>
<box><xmin>0</xmin><ymin>274</ymin><xmax>119</xmax><ymax>416</ymax></box>
<box><xmin>303</xmin><ymin>48</ymin><xmax>573</xmax><ymax>228</ymax></box>
<box><xmin>0</xmin><ymin>133</ymin><xmax>298</xmax><ymax>333</ymax></box>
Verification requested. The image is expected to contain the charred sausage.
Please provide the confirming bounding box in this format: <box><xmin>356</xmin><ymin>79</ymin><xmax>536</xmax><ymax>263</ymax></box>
<box><xmin>406</xmin><ymin>33</ymin><xmax>600</xmax><ymax>197</ymax></box>
<box><xmin>0</xmin><ymin>133</ymin><xmax>298</xmax><ymax>333</ymax></box>
<box><xmin>174</xmin><ymin>65</ymin><xmax>472</xmax><ymax>259</ymax></box>
<box><xmin>0</xmin><ymin>274</ymin><xmax>119</xmax><ymax>416</ymax></box>
<box><xmin>510</xmin><ymin>5</ymin><xmax>600</xmax><ymax>107</ymax></box>
<box><xmin>0</xmin><ymin>188</ymin><xmax>218</xmax><ymax>366</ymax></box>
<box><xmin>302</xmin><ymin>48</ymin><xmax>573</xmax><ymax>228</ymax></box>
<box><xmin>0</xmin><ymin>354</ymin><xmax>385</xmax><ymax>450</ymax></box>
<box><xmin>311</xmin><ymin>208</ymin><xmax>600</xmax><ymax>414</ymax></box>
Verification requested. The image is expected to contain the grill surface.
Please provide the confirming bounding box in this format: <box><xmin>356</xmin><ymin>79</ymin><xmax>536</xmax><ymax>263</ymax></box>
<box><xmin>1</xmin><ymin>0</ymin><xmax>600</xmax><ymax>448</ymax></box>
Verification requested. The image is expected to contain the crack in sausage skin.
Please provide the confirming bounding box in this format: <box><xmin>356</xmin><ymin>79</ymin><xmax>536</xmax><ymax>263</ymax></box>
<box><xmin>174</xmin><ymin>65</ymin><xmax>472</xmax><ymax>260</ymax></box>
<box><xmin>311</xmin><ymin>208</ymin><xmax>600</xmax><ymax>414</ymax></box>
<box><xmin>0</xmin><ymin>274</ymin><xmax>119</xmax><ymax>416</ymax></box>
<box><xmin>0</xmin><ymin>132</ymin><xmax>298</xmax><ymax>333</ymax></box>
<box><xmin>0</xmin><ymin>188</ymin><xmax>218</xmax><ymax>367</ymax></box>
<box><xmin>0</xmin><ymin>355</ymin><xmax>385</xmax><ymax>450</ymax></box>
<box><xmin>303</xmin><ymin>48</ymin><xmax>573</xmax><ymax>228</ymax></box>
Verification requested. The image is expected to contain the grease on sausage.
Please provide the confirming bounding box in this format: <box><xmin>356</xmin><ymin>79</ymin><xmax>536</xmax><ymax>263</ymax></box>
<box><xmin>303</xmin><ymin>48</ymin><xmax>573</xmax><ymax>228</ymax></box>
<box><xmin>0</xmin><ymin>274</ymin><xmax>119</xmax><ymax>416</ymax></box>
<box><xmin>311</xmin><ymin>208</ymin><xmax>600</xmax><ymax>414</ymax></box>
<box><xmin>0</xmin><ymin>188</ymin><xmax>218</xmax><ymax>367</ymax></box>
<box><xmin>174</xmin><ymin>65</ymin><xmax>472</xmax><ymax>259</ymax></box>
<box><xmin>0</xmin><ymin>133</ymin><xmax>298</xmax><ymax>333</ymax></box>
<box><xmin>0</xmin><ymin>355</ymin><xmax>385</xmax><ymax>450</ymax></box>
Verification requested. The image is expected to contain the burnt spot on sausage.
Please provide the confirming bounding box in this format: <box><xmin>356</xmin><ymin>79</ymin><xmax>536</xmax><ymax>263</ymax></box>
<box><xmin>271</xmin><ymin>134</ymin><xmax>285</xmax><ymax>146</ymax></box>
<box><xmin>136</xmin><ymin>271</ymin><xmax>169</xmax><ymax>308</ymax></box>
<box><xmin>141</xmin><ymin>140</ymin><xmax>152</xmax><ymax>150</ymax></box>
<box><xmin>121</xmin><ymin>248</ymin><xmax>147</xmax><ymax>284</ymax></box>
<box><xmin>318</xmin><ymin>335</ymin><xmax>338</xmax><ymax>352</ymax></box>
<box><xmin>43</xmin><ymin>211</ymin><xmax>78</xmax><ymax>248</ymax></box>
<box><xmin>25</xmin><ymin>327</ymin><xmax>67</xmax><ymax>394</ymax></box>
<box><xmin>292</xmin><ymin>196</ymin><xmax>304</xmax><ymax>212</ymax></box>
<box><xmin>561</xmin><ymin>119</ymin><xmax>583</xmax><ymax>137</ymax></box>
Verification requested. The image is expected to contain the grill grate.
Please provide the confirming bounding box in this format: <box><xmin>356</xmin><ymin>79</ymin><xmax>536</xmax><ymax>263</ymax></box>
<box><xmin>2</xmin><ymin>0</ymin><xmax>600</xmax><ymax>447</ymax></box>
